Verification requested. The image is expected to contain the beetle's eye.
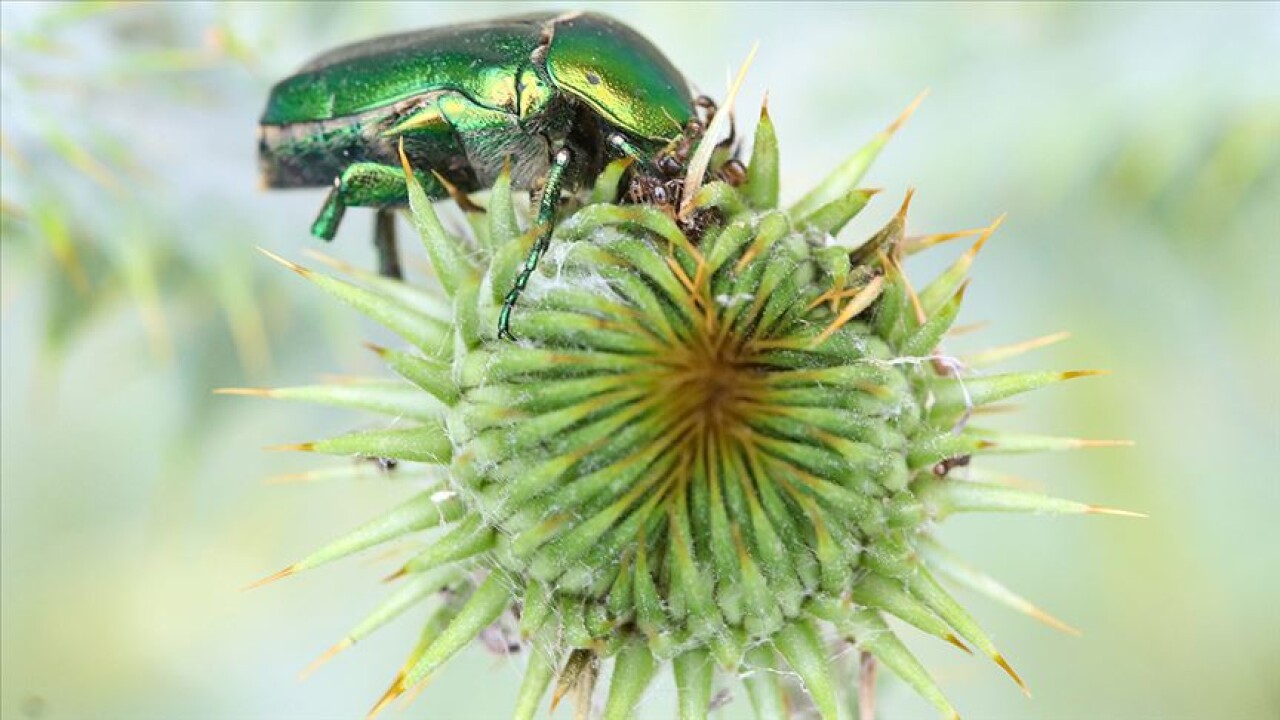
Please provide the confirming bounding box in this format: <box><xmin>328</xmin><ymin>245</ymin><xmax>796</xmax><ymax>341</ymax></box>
<box><xmin>658</xmin><ymin>155</ymin><xmax>682</xmax><ymax>177</ymax></box>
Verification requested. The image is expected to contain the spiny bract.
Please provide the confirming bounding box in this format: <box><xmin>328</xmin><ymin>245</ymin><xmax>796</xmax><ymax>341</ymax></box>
<box><xmin>237</xmin><ymin>99</ymin><xmax>1133</xmax><ymax>720</ymax></box>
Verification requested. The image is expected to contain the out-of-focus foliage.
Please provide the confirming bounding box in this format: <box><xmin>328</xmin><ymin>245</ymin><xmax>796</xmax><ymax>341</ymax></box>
<box><xmin>1</xmin><ymin>3</ymin><xmax>1276</xmax><ymax>719</ymax></box>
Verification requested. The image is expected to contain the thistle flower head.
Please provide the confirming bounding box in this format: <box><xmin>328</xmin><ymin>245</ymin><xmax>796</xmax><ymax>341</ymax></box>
<box><xmin>237</xmin><ymin>99</ymin><xmax>1134</xmax><ymax>720</ymax></box>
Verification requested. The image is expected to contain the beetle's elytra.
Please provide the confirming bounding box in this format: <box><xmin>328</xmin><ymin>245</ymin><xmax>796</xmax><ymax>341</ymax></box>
<box><xmin>259</xmin><ymin>11</ymin><xmax>731</xmax><ymax>338</ymax></box>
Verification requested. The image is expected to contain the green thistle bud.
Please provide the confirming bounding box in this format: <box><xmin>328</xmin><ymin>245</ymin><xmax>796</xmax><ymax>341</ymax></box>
<box><xmin>233</xmin><ymin>98</ymin><xmax>1136</xmax><ymax>719</ymax></box>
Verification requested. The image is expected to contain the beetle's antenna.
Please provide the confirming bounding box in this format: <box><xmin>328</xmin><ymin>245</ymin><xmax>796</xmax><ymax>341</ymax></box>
<box><xmin>680</xmin><ymin>41</ymin><xmax>759</xmax><ymax>220</ymax></box>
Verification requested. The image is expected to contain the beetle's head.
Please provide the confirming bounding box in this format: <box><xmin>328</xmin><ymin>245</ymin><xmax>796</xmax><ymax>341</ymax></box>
<box><xmin>619</xmin><ymin>100</ymin><xmax>745</xmax><ymax>224</ymax></box>
<box><xmin>619</xmin><ymin>120</ymin><xmax>699</xmax><ymax>208</ymax></box>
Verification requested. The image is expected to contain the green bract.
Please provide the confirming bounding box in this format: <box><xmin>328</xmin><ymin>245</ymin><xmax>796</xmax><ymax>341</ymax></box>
<box><xmin>238</xmin><ymin>102</ymin><xmax>1133</xmax><ymax>719</ymax></box>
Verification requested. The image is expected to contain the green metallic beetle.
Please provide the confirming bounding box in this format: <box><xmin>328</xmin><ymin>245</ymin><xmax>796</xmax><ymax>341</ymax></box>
<box><xmin>259</xmin><ymin>11</ymin><xmax>719</xmax><ymax>339</ymax></box>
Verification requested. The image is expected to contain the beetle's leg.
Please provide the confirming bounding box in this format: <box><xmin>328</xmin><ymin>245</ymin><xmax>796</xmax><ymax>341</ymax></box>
<box><xmin>694</xmin><ymin>95</ymin><xmax>718</xmax><ymax>125</ymax></box>
<box><xmin>311</xmin><ymin>162</ymin><xmax>442</xmax><ymax>241</ymax></box>
<box><xmin>498</xmin><ymin>147</ymin><xmax>574</xmax><ymax>341</ymax></box>
<box><xmin>718</xmin><ymin>110</ymin><xmax>737</xmax><ymax>150</ymax></box>
<box><xmin>373</xmin><ymin>208</ymin><xmax>402</xmax><ymax>280</ymax></box>
<box><xmin>607</xmin><ymin>133</ymin><xmax>646</xmax><ymax>163</ymax></box>
<box><xmin>313</xmin><ymin>179</ymin><xmax>347</xmax><ymax>242</ymax></box>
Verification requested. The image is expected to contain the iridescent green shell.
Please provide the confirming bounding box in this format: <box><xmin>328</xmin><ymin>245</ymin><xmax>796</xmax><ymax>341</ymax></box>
<box><xmin>260</xmin><ymin>12</ymin><xmax>694</xmax><ymax>141</ymax></box>
<box><xmin>258</xmin><ymin>12</ymin><xmax>695</xmax><ymax>198</ymax></box>
<box><xmin>260</xmin><ymin>17</ymin><xmax>547</xmax><ymax>125</ymax></box>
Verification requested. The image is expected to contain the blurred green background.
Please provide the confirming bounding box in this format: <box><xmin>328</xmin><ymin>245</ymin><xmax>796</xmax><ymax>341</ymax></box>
<box><xmin>2</xmin><ymin>2</ymin><xmax>1276</xmax><ymax>719</ymax></box>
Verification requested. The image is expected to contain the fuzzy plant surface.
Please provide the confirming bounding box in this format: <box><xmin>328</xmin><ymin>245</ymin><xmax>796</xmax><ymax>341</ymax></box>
<box><xmin>235</xmin><ymin>101</ymin><xmax>1134</xmax><ymax>720</ymax></box>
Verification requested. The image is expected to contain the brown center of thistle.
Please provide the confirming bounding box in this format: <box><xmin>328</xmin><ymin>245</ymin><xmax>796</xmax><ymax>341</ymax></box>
<box><xmin>648</xmin><ymin>322</ymin><xmax>775</xmax><ymax>460</ymax></box>
<box><xmin>676</xmin><ymin>345</ymin><xmax>757</xmax><ymax>431</ymax></box>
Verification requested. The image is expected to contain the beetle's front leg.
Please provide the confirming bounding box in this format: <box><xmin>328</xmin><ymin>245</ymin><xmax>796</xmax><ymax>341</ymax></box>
<box><xmin>498</xmin><ymin>146</ymin><xmax>574</xmax><ymax>341</ymax></box>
